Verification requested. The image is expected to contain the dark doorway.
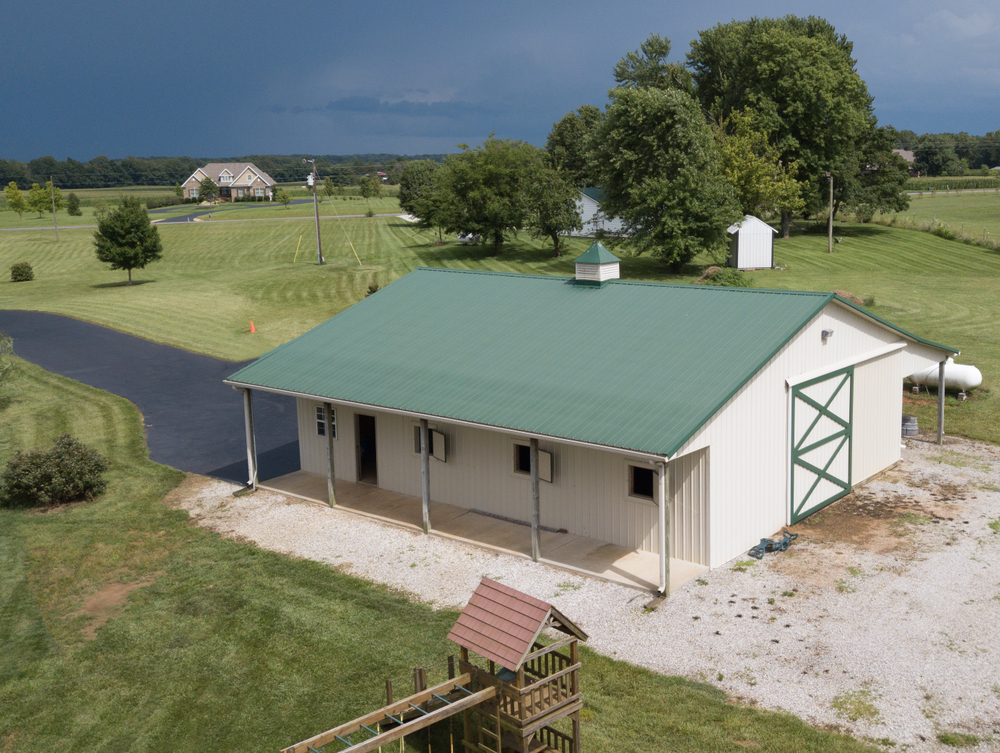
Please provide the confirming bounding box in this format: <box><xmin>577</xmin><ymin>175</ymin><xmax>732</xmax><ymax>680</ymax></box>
<box><xmin>356</xmin><ymin>414</ymin><xmax>378</xmax><ymax>485</ymax></box>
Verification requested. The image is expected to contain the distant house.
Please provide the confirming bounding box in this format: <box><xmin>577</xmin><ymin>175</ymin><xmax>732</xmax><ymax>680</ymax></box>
<box><xmin>892</xmin><ymin>149</ymin><xmax>919</xmax><ymax>177</ymax></box>
<box><xmin>727</xmin><ymin>215</ymin><xmax>776</xmax><ymax>270</ymax></box>
<box><xmin>181</xmin><ymin>163</ymin><xmax>276</xmax><ymax>201</ymax></box>
<box><xmin>570</xmin><ymin>187</ymin><xmax>623</xmax><ymax>237</ymax></box>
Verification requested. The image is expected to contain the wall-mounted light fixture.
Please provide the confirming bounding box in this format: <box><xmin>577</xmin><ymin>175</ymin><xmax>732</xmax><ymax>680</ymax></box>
<box><xmin>822</xmin><ymin>329</ymin><xmax>834</xmax><ymax>341</ymax></box>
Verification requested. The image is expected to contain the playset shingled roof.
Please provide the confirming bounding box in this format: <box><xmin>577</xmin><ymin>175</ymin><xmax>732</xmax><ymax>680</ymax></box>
<box><xmin>446</xmin><ymin>578</ymin><xmax>587</xmax><ymax>670</ymax></box>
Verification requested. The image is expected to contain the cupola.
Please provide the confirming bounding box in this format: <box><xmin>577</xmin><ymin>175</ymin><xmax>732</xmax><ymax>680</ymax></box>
<box><xmin>574</xmin><ymin>241</ymin><xmax>620</xmax><ymax>286</ymax></box>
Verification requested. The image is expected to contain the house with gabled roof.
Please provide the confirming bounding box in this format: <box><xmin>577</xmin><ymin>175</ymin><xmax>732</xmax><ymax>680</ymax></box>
<box><xmin>570</xmin><ymin>187</ymin><xmax>623</xmax><ymax>237</ymax></box>
<box><xmin>224</xmin><ymin>244</ymin><xmax>957</xmax><ymax>594</ymax></box>
<box><xmin>181</xmin><ymin>162</ymin><xmax>276</xmax><ymax>200</ymax></box>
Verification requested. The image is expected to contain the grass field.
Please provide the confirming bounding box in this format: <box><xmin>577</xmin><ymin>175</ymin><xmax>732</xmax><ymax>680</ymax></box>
<box><xmin>890</xmin><ymin>190</ymin><xmax>1000</xmax><ymax>240</ymax></box>
<box><xmin>0</xmin><ymin>358</ymin><xmax>877</xmax><ymax>753</ymax></box>
<box><xmin>1</xmin><ymin>215</ymin><xmax>997</xmax><ymax>441</ymax></box>
<box><xmin>208</xmin><ymin>194</ymin><xmax>401</xmax><ymax>220</ymax></box>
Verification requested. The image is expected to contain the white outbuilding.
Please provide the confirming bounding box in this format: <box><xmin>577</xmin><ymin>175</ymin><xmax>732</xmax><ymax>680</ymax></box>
<box><xmin>226</xmin><ymin>248</ymin><xmax>958</xmax><ymax>595</ymax></box>
<box><xmin>727</xmin><ymin>215</ymin><xmax>777</xmax><ymax>270</ymax></box>
<box><xmin>570</xmin><ymin>188</ymin><xmax>623</xmax><ymax>237</ymax></box>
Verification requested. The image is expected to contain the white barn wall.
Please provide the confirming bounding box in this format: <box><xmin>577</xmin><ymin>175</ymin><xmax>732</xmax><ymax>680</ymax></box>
<box><xmin>297</xmin><ymin>398</ymin><xmax>357</xmax><ymax>481</ymax></box>
<box><xmin>678</xmin><ymin>301</ymin><xmax>937</xmax><ymax>568</ymax></box>
<box><xmin>852</xmin><ymin>350</ymin><xmax>903</xmax><ymax>483</ymax></box>
<box><xmin>295</xmin><ymin>401</ymin><xmax>710</xmax><ymax>564</ymax></box>
<box><xmin>293</xmin><ymin>301</ymin><xmax>945</xmax><ymax>571</ymax></box>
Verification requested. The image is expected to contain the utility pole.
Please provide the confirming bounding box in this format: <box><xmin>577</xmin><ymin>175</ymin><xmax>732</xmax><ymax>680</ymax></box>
<box><xmin>826</xmin><ymin>171</ymin><xmax>833</xmax><ymax>254</ymax></box>
<box><xmin>304</xmin><ymin>158</ymin><xmax>324</xmax><ymax>264</ymax></box>
<box><xmin>50</xmin><ymin>176</ymin><xmax>59</xmax><ymax>242</ymax></box>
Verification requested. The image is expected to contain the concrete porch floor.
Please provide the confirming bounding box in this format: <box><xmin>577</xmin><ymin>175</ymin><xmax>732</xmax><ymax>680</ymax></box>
<box><xmin>258</xmin><ymin>470</ymin><xmax>707</xmax><ymax>593</ymax></box>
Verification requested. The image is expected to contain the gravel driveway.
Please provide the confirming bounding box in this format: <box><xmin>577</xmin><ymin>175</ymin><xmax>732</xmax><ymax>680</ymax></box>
<box><xmin>167</xmin><ymin>436</ymin><xmax>1000</xmax><ymax>751</ymax></box>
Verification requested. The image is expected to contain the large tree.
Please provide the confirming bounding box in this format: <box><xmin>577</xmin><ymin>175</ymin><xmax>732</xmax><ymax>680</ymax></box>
<box><xmin>398</xmin><ymin>160</ymin><xmax>440</xmax><ymax>216</ymax></box>
<box><xmin>27</xmin><ymin>183</ymin><xmax>51</xmax><ymax>218</ymax></box>
<box><xmin>435</xmin><ymin>137</ymin><xmax>540</xmax><ymax>256</ymax></box>
<box><xmin>612</xmin><ymin>33</ymin><xmax>693</xmax><ymax>93</ymax></box>
<box><xmin>545</xmin><ymin>105</ymin><xmax>604</xmax><ymax>187</ymax></box>
<box><xmin>687</xmin><ymin>16</ymin><xmax>875</xmax><ymax>235</ymax></box>
<box><xmin>4</xmin><ymin>182</ymin><xmax>27</xmax><ymax>218</ymax></box>
<box><xmin>398</xmin><ymin>160</ymin><xmax>448</xmax><ymax>243</ymax></box>
<box><xmin>835</xmin><ymin>126</ymin><xmax>910</xmax><ymax>222</ymax></box>
<box><xmin>715</xmin><ymin>108</ymin><xmax>803</xmax><ymax>218</ymax></box>
<box><xmin>592</xmin><ymin>87</ymin><xmax>741</xmax><ymax>269</ymax></box>
<box><xmin>526</xmin><ymin>166</ymin><xmax>582</xmax><ymax>257</ymax></box>
<box><xmin>93</xmin><ymin>195</ymin><xmax>163</xmax><ymax>285</ymax></box>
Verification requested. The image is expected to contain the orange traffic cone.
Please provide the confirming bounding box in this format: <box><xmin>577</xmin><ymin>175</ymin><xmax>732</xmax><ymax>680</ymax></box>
<box><xmin>250</xmin><ymin>321</ymin><xmax>256</xmax><ymax>333</ymax></box>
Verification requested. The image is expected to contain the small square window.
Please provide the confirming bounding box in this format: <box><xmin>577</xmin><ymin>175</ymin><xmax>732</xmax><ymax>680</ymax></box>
<box><xmin>316</xmin><ymin>405</ymin><xmax>336</xmax><ymax>439</ymax></box>
<box><xmin>630</xmin><ymin>465</ymin><xmax>654</xmax><ymax>500</ymax></box>
<box><xmin>513</xmin><ymin>444</ymin><xmax>531</xmax><ymax>475</ymax></box>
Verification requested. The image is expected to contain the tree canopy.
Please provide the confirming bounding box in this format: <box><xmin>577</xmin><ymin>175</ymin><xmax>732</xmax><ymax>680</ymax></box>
<box><xmin>688</xmin><ymin>17</ymin><xmax>875</xmax><ymax>231</ymax></box>
<box><xmin>4</xmin><ymin>182</ymin><xmax>27</xmax><ymax>218</ymax></box>
<box><xmin>434</xmin><ymin>137</ymin><xmax>541</xmax><ymax>256</ymax></box>
<box><xmin>198</xmin><ymin>177</ymin><xmax>219</xmax><ymax>201</ymax></box>
<box><xmin>526</xmin><ymin>165</ymin><xmax>582</xmax><ymax>257</ymax></box>
<box><xmin>545</xmin><ymin>105</ymin><xmax>604</xmax><ymax>188</ymax></box>
<box><xmin>93</xmin><ymin>195</ymin><xmax>163</xmax><ymax>285</ymax></box>
<box><xmin>592</xmin><ymin>86</ymin><xmax>740</xmax><ymax>269</ymax></box>
<box><xmin>612</xmin><ymin>33</ymin><xmax>692</xmax><ymax>93</ymax></box>
<box><xmin>715</xmin><ymin>109</ymin><xmax>803</xmax><ymax>219</ymax></box>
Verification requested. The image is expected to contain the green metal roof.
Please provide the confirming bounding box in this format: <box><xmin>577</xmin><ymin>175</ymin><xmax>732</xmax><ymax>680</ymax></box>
<box><xmin>580</xmin><ymin>187</ymin><xmax>606</xmax><ymax>203</ymax></box>
<box><xmin>574</xmin><ymin>242</ymin><xmax>620</xmax><ymax>265</ymax></box>
<box><xmin>226</xmin><ymin>269</ymin><xmax>956</xmax><ymax>458</ymax></box>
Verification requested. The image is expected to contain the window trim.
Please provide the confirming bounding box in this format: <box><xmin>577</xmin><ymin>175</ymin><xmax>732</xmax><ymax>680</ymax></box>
<box><xmin>628</xmin><ymin>464</ymin><xmax>655</xmax><ymax>503</ymax></box>
<box><xmin>316</xmin><ymin>405</ymin><xmax>337</xmax><ymax>439</ymax></box>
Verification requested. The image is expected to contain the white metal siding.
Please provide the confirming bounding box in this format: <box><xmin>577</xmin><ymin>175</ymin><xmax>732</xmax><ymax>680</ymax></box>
<box><xmin>668</xmin><ymin>448</ymin><xmax>710</xmax><ymax>566</ymax></box>
<box><xmin>852</xmin><ymin>350</ymin><xmax>903</xmax><ymax>483</ymax></box>
<box><xmin>294</xmin><ymin>405</ymin><xmax>701</xmax><ymax>555</ymax></box>
<box><xmin>678</xmin><ymin>302</ymin><xmax>943</xmax><ymax>568</ymax></box>
<box><xmin>297</xmin><ymin>398</ymin><xmax>357</xmax><ymax>481</ymax></box>
<box><xmin>728</xmin><ymin>218</ymin><xmax>774</xmax><ymax>269</ymax></box>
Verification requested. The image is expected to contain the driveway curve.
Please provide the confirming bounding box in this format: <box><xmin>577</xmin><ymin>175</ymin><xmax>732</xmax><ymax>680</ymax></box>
<box><xmin>0</xmin><ymin>311</ymin><xmax>298</xmax><ymax>484</ymax></box>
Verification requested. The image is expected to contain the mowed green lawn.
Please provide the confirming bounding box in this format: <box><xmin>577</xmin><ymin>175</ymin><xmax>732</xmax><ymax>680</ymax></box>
<box><xmin>206</xmin><ymin>194</ymin><xmax>401</xmax><ymax>220</ymax></box>
<box><xmin>0</xmin><ymin>359</ymin><xmax>876</xmax><ymax>753</ymax></box>
<box><xmin>892</xmin><ymin>189</ymin><xmax>1000</xmax><ymax>240</ymax></box>
<box><xmin>1</xmin><ymin>216</ymin><xmax>997</xmax><ymax>440</ymax></box>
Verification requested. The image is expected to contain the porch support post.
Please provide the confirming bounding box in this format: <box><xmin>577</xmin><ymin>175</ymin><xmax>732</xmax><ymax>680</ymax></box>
<box><xmin>657</xmin><ymin>460</ymin><xmax>670</xmax><ymax>596</ymax></box>
<box><xmin>937</xmin><ymin>360</ymin><xmax>946</xmax><ymax>446</ymax></box>
<box><xmin>243</xmin><ymin>388</ymin><xmax>257</xmax><ymax>489</ymax></box>
<box><xmin>325</xmin><ymin>402</ymin><xmax>337</xmax><ymax>506</ymax></box>
<box><xmin>420</xmin><ymin>418</ymin><xmax>431</xmax><ymax>534</ymax></box>
<box><xmin>530</xmin><ymin>438</ymin><xmax>540</xmax><ymax>562</ymax></box>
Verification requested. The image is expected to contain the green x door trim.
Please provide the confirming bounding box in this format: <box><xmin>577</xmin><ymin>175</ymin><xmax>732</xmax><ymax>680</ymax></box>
<box><xmin>790</xmin><ymin>366</ymin><xmax>854</xmax><ymax>524</ymax></box>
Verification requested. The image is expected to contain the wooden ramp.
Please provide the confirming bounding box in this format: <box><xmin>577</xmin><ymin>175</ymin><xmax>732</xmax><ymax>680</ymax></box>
<box><xmin>281</xmin><ymin>674</ymin><xmax>495</xmax><ymax>753</ymax></box>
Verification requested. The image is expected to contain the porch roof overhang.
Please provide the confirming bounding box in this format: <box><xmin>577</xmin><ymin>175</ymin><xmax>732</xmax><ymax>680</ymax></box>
<box><xmin>224</xmin><ymin>378</ymin><xmax>672</xmax><ymax>463</ymax></box>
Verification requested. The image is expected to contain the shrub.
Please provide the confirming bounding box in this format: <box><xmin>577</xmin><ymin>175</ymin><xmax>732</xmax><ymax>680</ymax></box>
<box><xmin>700</xmin><ymin>268</ymin><xmax>755</xmax><ymax>287</ymax></box>
<box><xmin>66</xmin><ymin>192</ymin><xmax>82</xmax><ymax>216</ymax></box>
<box><xmin>365</xmin><ymin>208</ymin><xmax>376</xmax><ymax>217</ymax></box>
<box><xmin>0</xmin><ymin>434</ymin><xmax>110</xmax><ymax>509</ymax></box>
<box><xmin>10</xmin><ymin>262</ymin><xmax>33</xmax><ymax>282</ymax></box>
<box><xmin>365</xmin><ymin>282</ymin><xmax>380</xmax><ymax>297</ymax></box>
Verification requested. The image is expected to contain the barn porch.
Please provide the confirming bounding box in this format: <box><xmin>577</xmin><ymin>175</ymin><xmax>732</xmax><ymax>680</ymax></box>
<box><xmin>258</xmin><ymin>470</ymin><xmax>706</xmax><ymax>593</ymax></box>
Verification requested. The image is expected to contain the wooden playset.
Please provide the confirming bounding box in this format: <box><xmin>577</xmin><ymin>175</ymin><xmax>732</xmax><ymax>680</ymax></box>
<box><xmin>282</xmin><ymin>578</ymin><xmax>588</xmax><ymax>753</ymax></box>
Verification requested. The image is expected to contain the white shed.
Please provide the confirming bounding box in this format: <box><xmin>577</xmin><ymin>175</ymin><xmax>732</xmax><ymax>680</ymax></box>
<box><xmin>727</xmin><ymin>215</ymin><xmax>776</xmax><ymax>270</ymax></box>
<box><xmin>226</xmin><ymin>257</ymin><xmax>958</xmax><ymax>595</ymax></box>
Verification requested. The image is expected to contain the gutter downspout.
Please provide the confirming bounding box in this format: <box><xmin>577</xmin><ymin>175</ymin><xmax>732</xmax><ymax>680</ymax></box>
<box><xmin>243</xmin><ymin>389</ymin><xmax>258</xmax><ymax>489</ymax></box>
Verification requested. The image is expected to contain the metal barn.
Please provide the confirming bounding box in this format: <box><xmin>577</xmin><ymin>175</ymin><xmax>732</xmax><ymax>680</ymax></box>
<box><xmin>727</xmin><ymin>215</ymin><xmax>777</xmax><ymax>270</ymax></box>
<box><xmin>225</xmin><ymin>247</ymin><xmax>957</xmax><ymax>594</ymax></box>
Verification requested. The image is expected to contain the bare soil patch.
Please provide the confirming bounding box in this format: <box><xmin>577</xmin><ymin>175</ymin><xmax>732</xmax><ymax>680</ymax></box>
<box><xmin>73</xmin><ymin>580</ymin><xmax>153</xmax><ymax>639</ymax></box>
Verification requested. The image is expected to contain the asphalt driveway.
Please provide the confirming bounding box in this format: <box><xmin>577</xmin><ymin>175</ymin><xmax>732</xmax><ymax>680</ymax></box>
<box><xmin>0</xmin><ymin>311</ymin><xmax>298</xmax><ymax>484</ymax></box>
